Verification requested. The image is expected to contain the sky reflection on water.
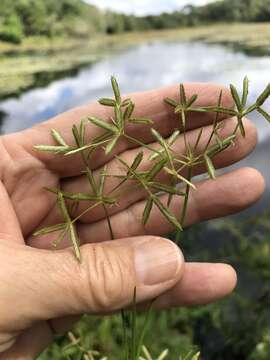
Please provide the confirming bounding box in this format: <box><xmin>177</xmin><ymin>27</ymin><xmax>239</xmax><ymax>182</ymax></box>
<box><xmin>0</xmin><ymin>41</ymin><xmax>269</xmax><ymax>193</ymax></box>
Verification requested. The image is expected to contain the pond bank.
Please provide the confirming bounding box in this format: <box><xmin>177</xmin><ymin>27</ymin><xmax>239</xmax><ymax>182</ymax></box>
<box><xmin>1</xmin><ymin>23</ymin><xmax>270</xmax><ymax>99</ymax></box>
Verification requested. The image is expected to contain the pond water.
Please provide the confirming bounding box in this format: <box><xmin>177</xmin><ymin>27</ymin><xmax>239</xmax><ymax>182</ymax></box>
<box><xmin>0</xmin><ymin>41</ymin><xmax>269</xmax><ymax>211</ymax></box>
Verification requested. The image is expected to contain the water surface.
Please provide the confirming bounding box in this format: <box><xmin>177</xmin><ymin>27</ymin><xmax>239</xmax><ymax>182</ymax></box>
<box><xmin>0</xmin><ymin>41</ymin><xmax>269</xmax><ymax>205</ymax></box>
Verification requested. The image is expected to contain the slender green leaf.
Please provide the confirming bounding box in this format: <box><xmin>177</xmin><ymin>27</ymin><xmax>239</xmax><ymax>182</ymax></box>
<box><xmin>88</xmin><ymin>116</ymin><xmax>118</xmax><ymax>133</ymax></box>
<box><xmin>256</xmin><ymin>84</ymin><xmax>270</xmax><ymax>106</ymax></box>
<box><xmin>150</xmin><ymin>128</ymin><xmax>166</xmax><ymax>147</ymax></box>
<box><xmin>257</xmin><ymin>107</ymin><xmax>270</xmax><ymax>123</ymax></box>
<box><xmin>34</xmin><ymin>145</ymin><xmax>69</xmax><ymax>153</ymax></box>
<box><xmin>124</xmin><ymin>101</ymin><xmax>135</xmax><ymax>120</ymax></box>
<box><xmin>114</xmin><ymin>105</ymin><xmax>123</xmax><ymax>128</ymax></box>
<box><xmin>69</xmin><ymin>223</ymin><xmax>81</xmax><ymax>262</ymax></box>
<box><xmin>168</xmin><ymin>130</ymin><xmax>180</xmax><ymax>146</ymax></box>
<box><xmin>105</xmin><ymin>136</ymin><xmax>119</xmax><ymax>155</ymax></box>
<box><xmin>202</xmin><ymin>106</ymin><xmax>237</xmax><ymax>116</ymax></box>
<box><xmin>33</xmin><ymin>223</ymin><xmax>66</xmax><ymax>236</ymax></box>
<box><xmin>150</xmin><ymin>182</ymin><xmax>185</xmax><ymax>196</ymax></box>
<box><xmin>129</xmin><ymin>118</ymin><xmax>154</xmax><ymax>125</ymax></box>
<box><xmin>244</xmin><ymin>103</ymin><xmax>257</xmax><ymax>115</ymax></box>
<box><xmin>187</xmin><ymin>94</ymin><xmax>198</xmax><ymax>108</ymax></box>
<box><xmin>142</xmin><ymin>198</ymin><xmax>153</xmax><ymax>225</ymax></box>
<box><xmin>230</xmin><ymin>84</ymin><xmax>242</xmax><ymax>111</ymax></box>
<box><xmin>72</xmin><ymin>124</ymin><xmax>81</xmax><ymax>147</ymax></box>
<box><xmin>130</xmin><ymin>151</ymin><xmax>144</xmax><ymax>172</ymax></box>
<box><xmin>153</xmin><ymin>195</ymin><xmax>182</xmax><ymax>230</ymax></box>
<box><xmin>111</xmin><ymin>76</ymin><xmax>121</xmax><ymax>103</ymax></box>
<box><xmin>242</xmin><ymin>76</ymin><xmax>249</xmax><ymax>107</ymax></box>
<box><xmin>51</xmin><ymin>128</ymin><xmax>67</xmax><ymax>146</ymax></box>
<box><xmin>164</xmin><ymin>97</ymin><xmax>178</xmax><ymax>107</ymax></box>
<box><xmin>98</xmin><ymin>98</ymin><xmax>116</xmax><ymax>107</ymax></box>
<box><xmin>147</xmin><ymin>159</ymin><xmax>167</xmax><ymax>180</ymax></box>
<box><xmin>180</xmin><ymin>84</ymin><xmax>187</xmax><ymax>105</ymax></box>
<box><xmin>79</xmin><ymin>120</ymin><xmax>86</xmax><ymax>144</ymax></box>
<box><xmin>204</xmin><ymin>154</ymin><xmax>216</xmax><ymax>179</ymax></box>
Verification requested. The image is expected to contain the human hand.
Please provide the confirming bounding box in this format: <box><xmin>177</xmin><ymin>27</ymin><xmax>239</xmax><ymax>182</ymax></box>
<box><xmin>0</xmin><ymin>83</ymin><xmax>265</xmax><ymax>358</ymax></box>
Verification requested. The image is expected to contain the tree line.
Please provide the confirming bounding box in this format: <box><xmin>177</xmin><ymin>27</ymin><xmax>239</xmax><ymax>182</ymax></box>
<box><xmin>1</xmin><ymin>0</ymin><xmax>270</xmax><ymax>44</ymax></box>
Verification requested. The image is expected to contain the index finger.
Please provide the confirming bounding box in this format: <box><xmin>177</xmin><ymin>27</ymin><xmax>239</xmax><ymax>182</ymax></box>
<box><xmin>12</xmin><ymin>82</ymin><xmax>233</xmax><ymax>177</ymax></box>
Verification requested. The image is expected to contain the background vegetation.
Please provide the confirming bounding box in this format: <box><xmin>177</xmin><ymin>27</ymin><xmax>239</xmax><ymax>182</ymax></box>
<box><xmin>1</xmin><ymin>0</ymin><xmax>270</xmax><ymax>359</ymax></box>
<box><xmin>3</xmin><ymin>0</ymin><xmax>270</xmax><ymax>44</ymax></box>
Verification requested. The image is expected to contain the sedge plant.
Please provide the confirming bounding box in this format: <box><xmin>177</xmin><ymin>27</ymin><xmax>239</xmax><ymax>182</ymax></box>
<box><xmin>34</xmin><ymin>76</ymin><xmax>270</xmax><ymax>359</ymax></box>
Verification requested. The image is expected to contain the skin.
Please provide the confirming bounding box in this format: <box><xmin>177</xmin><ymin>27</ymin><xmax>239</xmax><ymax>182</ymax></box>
<box><xmin>0</xmin><ymin>83</ymin><xmax>265</xmax><ymax>359</ymax></box>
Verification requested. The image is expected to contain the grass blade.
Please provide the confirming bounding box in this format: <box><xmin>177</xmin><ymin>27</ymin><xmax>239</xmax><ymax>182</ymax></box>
<box><xmin>111</xmin><ymin>76</ymin><xmax>121</xmax><ymax>103</ymax></box>
<box><xmin>105</xmin><ymin>136</ymin><xmax>119</xmax><ymax>155</ymax></box>
<box><xmin>256</xmin><ymin>84</ymin><xmax>270</xmax><ymax>106</ymax></box>
<box><xmin>51</xmin><ymin>128</ymin><xmax>67</xmax><ymax>146</ymax></box>
<box><xmin>257</xmin><ymin>107</ymin><xmax>270</xmax><ymax>123</ymax></box>
<box><xmin>152</xmin><ymin>195</ymin><xmax>182</xmax><ymax>230</ymax></box>
<box><xmin>204</xmin><ymin>154</ymin><xmax>216</xmax><ymax>179</ymax></box>
<box><xmin>242</xmin><ymin>76</ymin><xmax>249</xmax><ymax>107</ymax></box>
<box><xmin>98</xmin><ymin>98</ymin><xmax>116</xmax><ymax>107</ymax></box>
<box><xmin>88</xmin><ymin>116</ymin><xmax>118</xmax><ymax>133</ymax></box>
<box><xmin>142</xmin><ymin>198</ymin><xmax>153</xmax><ymax>225</ymax></box>
<box><xmin>230</xmin><ymin>84</ymin><xmax>242</xmax><ymax>111</ymax></box>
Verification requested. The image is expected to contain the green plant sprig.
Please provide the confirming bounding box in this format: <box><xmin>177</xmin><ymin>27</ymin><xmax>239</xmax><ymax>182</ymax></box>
<box><xmin>34</xmin><ymin>76</ymin><xmax>270</xmax><ymax>263</ymax></box>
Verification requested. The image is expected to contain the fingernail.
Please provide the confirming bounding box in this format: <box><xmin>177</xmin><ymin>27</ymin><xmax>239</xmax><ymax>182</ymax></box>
<box><xmin>134</xmin><ymin>237</ymin><xmax>183</xmax><ymax>286</ymax></box>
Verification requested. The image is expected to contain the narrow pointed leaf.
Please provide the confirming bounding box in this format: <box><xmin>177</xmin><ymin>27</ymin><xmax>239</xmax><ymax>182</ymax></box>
<box><xmin>130</xmin><ymin>151</ymin><xmax>144</xmax><ymax>172</ymax></box>
<box><xmin>242</xmin><ymin>76</ymin><xmax>249</xmax><ymax>107</ymax></box>
<box><xmin>98</xmin><ymin>98</ymin><xmax>116</xmax><ymax>107</ymax></box>
<box><xmin>79</xmin><ymin>120</ymin><xmax>86</xmax><ymax>144</ymax></box>
<box><xmin>150</xmin><ymin>128</ymin><xmax>166</xmax><ymax>147</ymax></box>
<box><xmin>124</xmin><ymin>101</ymin><xmax>135</xmax><ymax>120</ymax></box>
<box><xmin>230</xmin><ymin>84</ymin><xmax>242</xmax><ymax>111</ymax></box>
<box><xmin>180</xmin><ymin>84</ymin><xmax>187</xmax><ymax>105</ymax></box>
<box><xmin>256</xmin><ymin>84</ymin><xmax>270</xmax><ymax>106</ymax></box>
<box><xmin>111</xmin><ymin>76</ymin><xmax>121</xmax><ymax>103</ymax></box>
<box><xmin>88</xmin><ymin>116</ymin><xmax>118</xmax><ymax>133</ymax></box>
<box><xmin>142</xmin><ymin>198</ymin><xmax>153</xmax><ymax>225</ymax></box>
<box><xmin>69</xmin><ymin>223</ymin><xmax>81</xmax><ymax>262</ymax></box>
<box><xmin>150</xmin><ymin>182</ymin><xmax>185</xmax><ymax>196</ymax></box>
<box><xmin>114</xmin><ymin>105</ymin><xmax>123</xmax><ymax>128</ymax></box>
<box><xmin>164</xmin><ymin>97</ymin><xmax>178</xmax><ymax>107</ymax></box>
<box><xmin>244</xmin><ymin>103</ymin><xmax>257</xmax><ymax>115</ymax></box>
<box><xmin>202</xmin><ymin>106</ymin><xmax>237</xmax><ymax>116</ymax></box>
<box><xmin>153</xmin><ymin>195</ymin><xmax>182</xmax><ymax>230</ymax></box>
<box><xmin>34</xmin><ymin>145</ymin><xmax>69</xmax><ymax>153</ymax></box>
<box><xmin>257</xmin><ymin>107</ymin><xmax>270</xmax><ymax>123</ymax></box>
<box><xmin>105</xmin><ymin>136</ymin><xmax>119</xmax><ymax>155</ymax></box>
<box><xmin>187</xmin><ymin>94</ymin><xmax>198</xmax><ymax>108</ymax></box>
<box><xmin>204</xmin><ymin>154</ymin><xmax>216</xmax><ymax>179</ymax></box>
<box><xmin>168</xmin><ymin>130</ymin><xmax>180</xmax><ymax>146</ymax></box>
<box><xmin>194</xmin><ymin>127</ymin><xmax>203</xmax><ymax>151</ymax></box>
<box><xmin>33</xmin><ymin>223</ymin><xmax>66</xmax><ymax>236</ymax></box>
<box><xmin>72</xmin><ymin>124</ymin><xmax>81</xmax><ymax>147</ymax></box>
<box><xmin>147</xmin><ymin>159</ymin><xmax>167</xmax><ymax>180</ymax></box>
<box><xmin>129</xmin><ymin>117</ymin><xmax>154</xmax><ymax>125</ymax></box>
<box><xmin>51</xmin><ymin>129</ymin><xmax>67</xmax><ymax>146</ymax></box>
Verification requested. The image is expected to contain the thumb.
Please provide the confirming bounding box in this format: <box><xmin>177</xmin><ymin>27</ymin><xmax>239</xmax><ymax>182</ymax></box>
<box><xmin>1</xmin><ymin>236</ymin><xmax>184</xmax><ymax>330</ymax></box>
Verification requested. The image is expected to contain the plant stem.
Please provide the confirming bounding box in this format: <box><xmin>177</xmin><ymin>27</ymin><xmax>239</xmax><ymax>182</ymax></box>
<box><xmin>180</xmin><ymin>166</ymin><xmax>193</xmax><ymax>227</ymax></box>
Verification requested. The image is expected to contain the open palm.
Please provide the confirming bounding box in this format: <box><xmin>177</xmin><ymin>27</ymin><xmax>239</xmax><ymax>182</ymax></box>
<box><xmin>0</xmin><ymin>83</ymin><xmax>264</xmax><ymax>358</ymax></box>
